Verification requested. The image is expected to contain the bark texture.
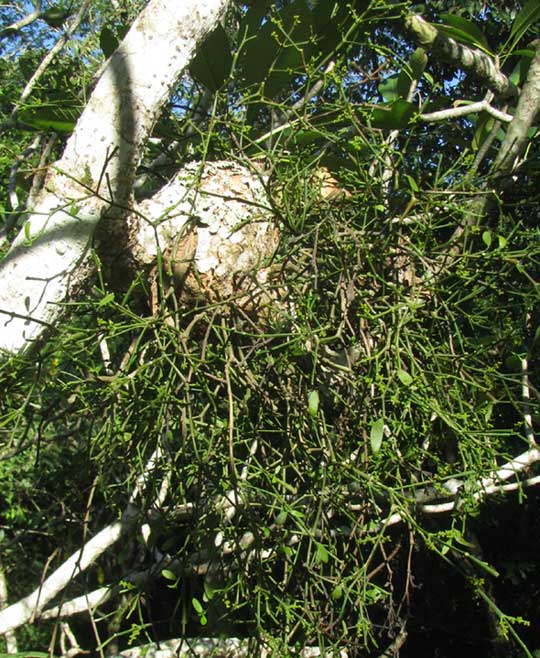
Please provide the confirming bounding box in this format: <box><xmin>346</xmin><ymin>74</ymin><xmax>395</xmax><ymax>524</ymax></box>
<box><xmin>131</xmin><ymin>161</ymin><xmax>278</xmax><ymax>308</ymax></box>
<box><xmin>0</xmin><ymin>0</ymin><xmax>230</xmax><ymax>355</ymax></box>
<box><xmin>405</xmin><ymin>14</ymin><xmax>517</xmax><ymax>98</ymax></box>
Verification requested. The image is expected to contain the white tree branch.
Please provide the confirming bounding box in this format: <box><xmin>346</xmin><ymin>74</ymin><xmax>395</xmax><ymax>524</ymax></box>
<box><xmin>0</xmin><ymin>556</ymin><xmax>18</xmax><ymax>652</ymax></box>
<box><xmin>109</xmin><ymin>638</ymin><xmax>348</xmax><ymax>658</ymax></box>
<box><xmin>0</xmin><ymin>0</ymin><xmax>230</xmax><ymax>355</ymax></box>
<box><xmin>420</xmin><ymin>99</ymin><xmax>512</xmax><ymax>123</ymax></box>
<box><xmin>0</xmin><ymin>518</ymin><xmax>127</xmax><ymax>635</ymax></box>
<box><xmin>0</xmin><ymin>447</ymin><xmax>165</xmax><ymax>635</ymax></box>
<box><xmin>0</xmin><ymin>1</ymin><xmax>42</xmax><ymax>36</ymax></box>
<box><xmin>383</xmin><ymin>445</ymin><xmax>540</xmax><ymax>527</ymax></box>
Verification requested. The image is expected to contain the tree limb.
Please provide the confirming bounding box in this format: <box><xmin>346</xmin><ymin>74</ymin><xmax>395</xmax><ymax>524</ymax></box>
<box><xmin>0</xmin><ymin>447</ymin><xmax>165</xmax><ymax>635</ymax></box>
<box><xmin>493</xmin><ymin>40</ymin><xmax>540</xmax><ymax>173</ymax></box>
<box><xmin>0</xmin><ymin>0</ymin><xmax>231</xmax><ymax>356</ymax></box>
<box><xmin>420</xmin><ymin>98</ymin><xmax>512</xmax><ymax>124</ymax></box>
<box><xmin>405</xmin><ymin>14</ymin><xmax>517</xmax><ymax>99</ymax></box>
<box><xmin>0</xmin><ymin>1</ymin><xmax>42</xmax><ymax>37</ymax></box>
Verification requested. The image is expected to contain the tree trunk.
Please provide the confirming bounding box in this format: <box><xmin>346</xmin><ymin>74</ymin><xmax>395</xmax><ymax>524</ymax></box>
<box><xmin>0</xmin><ymin>0</ymin><xmax>231</xmax><ymax>355</ymax></box>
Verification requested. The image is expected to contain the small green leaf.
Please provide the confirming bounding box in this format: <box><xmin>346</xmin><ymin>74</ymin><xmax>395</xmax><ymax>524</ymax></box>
<box><xmin>97</xmin><ymin>292</ymin><xmax>115</xmax><ymax>307</ymax></box>
<box><xmin>308</xmin><ymin>390</ymin><xmax>320</xmax><ymax>418</ymax></box>
<box><xmin>498</xmin><ymin>234</ymin><xmax>508</xmax><ymax>249</ymax></box>
<box><xmin>192</xmin><ymin>597</ymin><xmax>204</xmax><ymax>614</ymax></box>
<box><xmin>409</xmin><ymin>47</ymin><xmax>428</xmax><ymax>81</ymax></box>
<box><xmin>439</xmin><ymin>14</ymin><xmax>490</xmax><ymax>52</ymax></box>
<box><xmin>162</xmin><ymin>569</ymin><xmax>176</xmax><ymax>581</ymax></box>
<box><xmin>331</xmin><ymin>584</ymin><xmax>343</xmax><ymax>600</ymax></box>
<box><xmin>315</xmin><ymin>543</ymin><xmax>329</xmax><ymax>564</ymax></box>
<box><xmin>203</xmin><ymin>580</ymin><xmax>217</xmax><ymax>601</ymax></box>
<box><xmin>397</xmin><ymin>369</ymin><xmax>413</xmax><ymax>386</ymax></box>
<box><xmin>370</xmin><ymin>418</ymin><xmax>385</xmax><ymax>454</ymax></box>
<box><xmin>275</xmin><ymin>510</ymin><xmax>288</xmax><ymax>525</ymax></box>
<box><xmin>404</xmin><ymin>175</ymin><xmax>419</xmax><ymax>193</ymax></box>
<box><xmin>482</xmin><ymin>230</ymin><xmax>492</xmax><ymax>248</ymax></box>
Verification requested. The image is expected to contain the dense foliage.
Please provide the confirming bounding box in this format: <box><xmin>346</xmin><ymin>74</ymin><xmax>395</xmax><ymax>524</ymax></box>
<box><xmin>1</xmin><ymin>1</ymin><xmax>540</xmax><ymax>656</ymax></box>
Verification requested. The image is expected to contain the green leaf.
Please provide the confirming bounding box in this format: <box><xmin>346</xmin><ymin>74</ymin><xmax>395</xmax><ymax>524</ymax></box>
<box><xmin>203</xmin><ymin>580</ymin><xmax>217</xmax><ymax>601</ymax></box>
<box><xmin>97</xmin><ymin>293</ymin><xmax>115</xmax><ymax>307</ymax></box>
<box><xmin>508</xmin><ymin>0</ymin><xmax>540</xmax><ymax>52</ymax></box>
<box><xmin>41</xmin><ymin>7</ymin><xmax>71</xmax><ymax>28</ymax></box>
<box><xmin>331</xmin><ymin>584</ymin><xmax>343</xmax><ymax>600</ymax></box>
<box><xmin>18</xmin><ymin>104</ymin><xmax>80</xmax><ymax>133</ymax></box>
<box><xmin>275</xmin><ymin>510</ymin><xmax>288</xmax><ymax>525</ymax></box>
<box><xmin>404</xmin><ymin>174</ymin><xmax>419</xmax><ymax>192</ymax></box>
<box><xmin>369</xmin><ymin>100</ymin><xmax>415</xmax><ymax>130</ymax></box>
<box><xmin>100</xmin><ymin>26</ymin><xmax>119</xmax><ymax>58</ymax></box>
<box><xmin>379</xmin><ymin>74</ymin><xmax>399</xmax><ymax>101</ymax></box>
<box><xmin>439</xmin><ymin>14</ymin><xmax>490</xmax><ymax>52</ymax></box>
<box><xmin>471</xmin><ymin>112</ymin><xmax>494</xmax><ymax>151</ymax></box>
<box><xmin>409</xmin><ymin>47</ymin><xmax>428</xmax><ymax>81</ymax></box>
<box><xmin>315</xmin><ymin>542</ymin><xmax>329</xmax><ymax>564</ymax></box>
<box><xmin>308</xmin><ymin>390</ymin><xmax>320</xmax><ymax>418</ymax></box>
<box><xmin>509</xmin><ymin>53</ymin><xmax>533</xmax><ymax>86</ymax></box>
<box><xmin>238</xmin><ymin>0</ymin><xmax>361</xmax><ymax>98</ymax></box>
<box><xmin>192</xmin><ymin>597</ymin><xmax>204</xmax><ymax>614</ymax></box>
<box><xmin>482</xmin><ymin>230</ymin><xmax>492</xmax><ymax>248</ymax></box>
<box><xmin>190</xmin><ymin>25</ymin><xmax>232</xmax><ymax>91</ymax></box>
<box><xmin>396</xmin><ymin>48</ymin><xmax>428</xmax><ymax>100</ymax></box>
<box><xmin>397</xmin><ymin>369</ymin><xmax>413</xmax><ymax>386</ymax></box>
<box><xmin>161</xmin><ymin>569</ymin><xmax>177</xmax><ymax>580</ymax></box>
<box><xmin>370</xmin><ymin>418</ymin><xmax>385</xmax><ymax>454</ymax></box>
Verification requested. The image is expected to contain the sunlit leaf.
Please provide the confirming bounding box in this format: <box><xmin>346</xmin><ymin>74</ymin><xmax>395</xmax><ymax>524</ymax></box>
<box><xmin>315</xmin><ymin>543</ymin><xmax>329</xmax><ymax>564</ymax></box>
<box><xmin>439</xmin><ymin>14</ymin><xmax>491</xmax><ymax>52</ymax></box>
<box><xmin>397</xmin><ymin>369</ymin><xmax>413</xmax><ymax>386</ymax></box>
<box><xmin>308</xmin><ymin>389</ymin><xmax>320</xmax><ymax>418</ymax></box>
<box><xmin>18</xmin><ymin>104</ymin><xmax>80</xmax><ymax>133</ymax></box>
<box><xmin>192</xmin><ymin>597</ymin><xmax>204</xmax><ymax>614</ymax></box>
<box><xmin>507</xmin><ymin>0</ymin><xmax>540</xmax><ymax>56</ymax></box>
<box><xmin>370</xmin><ymin>418</ymin><xmax>385</xmax><ymax>454</ymax></box>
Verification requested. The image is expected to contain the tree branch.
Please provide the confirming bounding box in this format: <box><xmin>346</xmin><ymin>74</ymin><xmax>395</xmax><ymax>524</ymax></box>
<box><xmin>420</xmin><ymin>98</ymin><xmax>512</xmax><ymax>124</ymax></box>
<box><xmin>0</xmin><ymin>0</ymin><xmax>231</xmax><ymax>356</ymax></box>
<box><xmin>0</xmin><ymin>447</ymin><xmax>165</xmax><ymax>635</ymax></box>
<box><xmin>405</xmin><ymin>14</ymin><xmax>517</xmax><ymax>99</ymax></box>
<box><xmin>493</xmin><ymin>40</ymin><xmax>540</xmax><ymax>173</ymax></box>
<box><xmin>0</xmin><ymin>1</ymin><xmax>42</xmax><ymax>37</ymax></box>
<box><xmin>108</xmin><ymin>638</ymin><xmax>348</xmax><ymax>658</ymax></box>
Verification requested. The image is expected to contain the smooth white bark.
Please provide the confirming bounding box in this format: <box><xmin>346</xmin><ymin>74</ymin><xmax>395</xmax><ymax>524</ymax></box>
<box><xmin>0</xmin><ymin>0</ymin><xmax>230</xmax><ymax>355</ymax></box>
